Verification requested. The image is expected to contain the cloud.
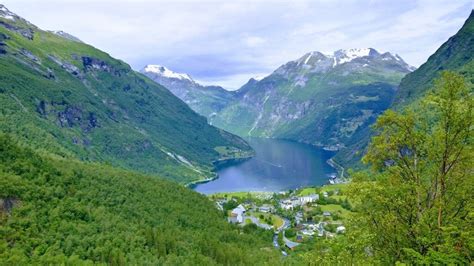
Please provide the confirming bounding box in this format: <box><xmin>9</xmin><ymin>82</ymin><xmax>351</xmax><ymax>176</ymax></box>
<box><xmin>2</xmin><ymin>0</ymin><xmax>472</xmax><ymax>89</ymax></box>
<box><xmin>196</xmin><ymin>73</ymin><xmax>268</xmax><ymax>91</ymax></box>
<box><xmin>243</xmin><ymin>36</ymin><xmax>266</xmax><ymax>48</ymax></box>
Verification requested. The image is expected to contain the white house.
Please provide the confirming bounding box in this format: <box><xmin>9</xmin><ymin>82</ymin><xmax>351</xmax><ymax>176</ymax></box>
<box><xmin>231</xmin><ymin>204</ymin><xmax>245</xmax><ymax>215</ymax></box>
<box><xmin>299</xmin><ymin>194</ymin><xmax>319</xmax><ymax>204</ymax></box>
<box><xmin>230</xmin><ymin>204</ymin><xmax>246</xmax><ymax>223</ymax></box>
<box><xmin>258</xmin><ymin>204</ymin><xmax>273</xmax><ymax>213</ymax></box>
<box><xmin>301</xmin><ymin>229</ymin><xmax>315</xmax><ymax>236</ymax></box>
<box><xmin>280</xmin><ymin>199</ymin><xmax>294</xmax><ymax>210</ymax></box>
<box><xmin>336</xmin><ymin>226</ymin><xmax>346</xmax><ymax>234</ymax></box>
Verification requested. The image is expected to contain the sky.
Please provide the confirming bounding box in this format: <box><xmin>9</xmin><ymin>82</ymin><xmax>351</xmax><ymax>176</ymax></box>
<box><xmin>2</xmin><ymin>0</ymin><xmax>472</xmax><ymax>90</ymax></box>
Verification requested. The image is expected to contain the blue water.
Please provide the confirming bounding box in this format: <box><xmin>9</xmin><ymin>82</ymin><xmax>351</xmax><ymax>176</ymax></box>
<box><xmin>194</xmin><ymin>138</ymin><xmax>337</xmax><ymax>194</ymax></box>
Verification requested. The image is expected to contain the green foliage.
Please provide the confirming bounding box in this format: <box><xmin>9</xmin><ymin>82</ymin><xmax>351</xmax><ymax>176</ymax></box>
<box><xmin>293</xmin><ymin>72</ymin><xmax>472</xmax><ymax>265</ymax></box>
<box><xmin>0</xmin><ymin>17</ymin><xmax>251</xmax><ymax>184</ymax></box>
<box><xmin>296</xmin><ymin>232</ymin><xmax>377</xmax><ymax>265</ymax></box>
<box><xmin>0</xmin><ymin>134</ymin><xmax>280</xmax><ymax>264</ymax></box>
<box><xmin>285</xmin><ymin>229</ymin><xmax>296</xmax><ymax>238</ymax></box>
<box><xmin>335</xmin><ymin>12</ymin><xmax>474</xmax><ymax>170</ymax></box>
<box><xmin>222</xmin><ymin>200</ymin><xmax>239</xmax><ymax>213</ymax></box>
<box><xmin>324</xmin><ymin>223</ymin><xmax>337</xmax><ymax>233</ymax></box>
<box><xmin>340</xmin><ymin>198</ymin><xmax>352</xmax><ymax>211</ymax></box>
<box><xmin>214</xmin><ymin>79</ymin><xmax>399</xmax><ymax>151</ymax></box>
<box><xmin>394</xmin><ymin>11</ymin><xmax>474</xmax><ymax>107</ymax></box>
<box><xmin>350</xmin><ymin>72</ymin><xmax>473</xmax><ymax>264</ymax></box>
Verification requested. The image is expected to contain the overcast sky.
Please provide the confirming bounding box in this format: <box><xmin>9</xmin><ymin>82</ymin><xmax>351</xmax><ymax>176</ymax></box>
<box><xmin>2</xmin><ymin>0</ymin><xmax>472</xmax><ymax>89</ymax></box>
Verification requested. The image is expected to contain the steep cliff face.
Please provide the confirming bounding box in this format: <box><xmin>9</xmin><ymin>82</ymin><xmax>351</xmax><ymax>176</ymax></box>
<box><xmin>0</xmin><ymin>5</ymin><xmax>251</xmax><ymax>184</ymax></box>
<box><xmin>212</xmin><ymin>48</ymin><xmax>413</xmax><ymax>151</ymax></box>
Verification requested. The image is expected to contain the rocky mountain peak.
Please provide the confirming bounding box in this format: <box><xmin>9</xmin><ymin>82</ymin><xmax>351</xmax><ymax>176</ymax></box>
<box><xmin>332</xmin><ymin>48</ymin><xmax>378</xmax><ymax>65</ymax></box>
<box><xmin>142</xmin><ymin>64</ymin><xmax>193</xmax><ymax>81</ymax></box>
<box><xmin>276</xmin><ymin>48</ymin><xmax>415</xmax><ymax>77</ymax></box>
<box><xmin>296</xmin><ymin>51</ymin><xmax>328</xmax><ymax>66</ymax></box>
<box><xmin>0</xmin><ymin>5</ymin><xmax>16</xmax><ymax>21</ymax></box>
<box><xmin>252</xmin><ymin>75</ymin><xmax>266</xmax><ymax>81</ymax></box>
<box><xmin>0</xmin><ymin>4</ymin><xmax>37</xmax><ymax>40</ymax></box>
<box><xmin>49</xmin><ymin>30</ymin><xmax>83</xmax><ymax>43</ymax></box>
<box><xmin>0</xmin><ymin>4</ymin><xmax>34</xmax><ymax>26</ymax></box>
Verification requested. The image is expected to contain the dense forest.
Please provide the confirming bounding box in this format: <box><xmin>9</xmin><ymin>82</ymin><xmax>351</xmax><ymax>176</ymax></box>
<box><xmin>0</xmin><ymin>134</ymin><xmax>280</xmax><ymax>264</ymax></box>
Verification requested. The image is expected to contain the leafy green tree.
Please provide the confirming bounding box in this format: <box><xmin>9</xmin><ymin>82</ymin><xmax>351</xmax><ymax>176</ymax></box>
<box><xmin>351</xmin><ymin>72</ymin><xmax>473</xmax><ymax>264</ymax></box>
<box><xmin>285</xmin><ymin>228</ymin><xmax>296</xmax><ymax>238</ymax></box>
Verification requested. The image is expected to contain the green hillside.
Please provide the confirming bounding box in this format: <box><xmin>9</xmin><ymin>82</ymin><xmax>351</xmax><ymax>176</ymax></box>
<box><xmin>0</xmin><ymin>134</ymin><xmax>279</xmax><ymax>264</ymax></box>
<box><xmin>333</xmin><ymin>10</ymin><xmax>474</xmax><ymax>170</ymax></box>
<box><xmin>0</xmin><ymin>7</ymin><xmax>252</xmax><ymax>184</ymax></box>
<box><xmin>394</xmin><ymin>10</ymin><xmax>474</xmax><ymax>107</ymax></box>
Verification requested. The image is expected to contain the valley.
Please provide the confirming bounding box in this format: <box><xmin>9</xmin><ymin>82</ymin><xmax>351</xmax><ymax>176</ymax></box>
<box><xmin>145</xmin><ymin>48</ymin><xmax>416</xmax><ymax>171</ymax></box>
<box><xmin>193</xmin><ymin>137</ymin><xmax>339</xmax><ymax>194</ymax></box>
<box><xmin>0</xmin><ymin>3</ymin><xmax>472</xmax><ymax>265</ymax></box>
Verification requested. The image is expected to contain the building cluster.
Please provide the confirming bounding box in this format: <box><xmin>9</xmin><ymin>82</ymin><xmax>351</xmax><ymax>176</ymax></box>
<box><xmin>280</xmin><ymin>194</ymin><xmax>319</xmax><ymax>210</ymax></box>
<box><xmin>217</xmin><ymin>189</ymin><xmax>348</xmax><ymax>250</ymax></box>
<box><xmin>297</xmin><ymin>221</ymin><xmax>346</xmax><ymax>239</ymax></box>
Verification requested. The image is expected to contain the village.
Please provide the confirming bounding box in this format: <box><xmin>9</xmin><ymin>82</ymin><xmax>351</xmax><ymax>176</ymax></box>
<box><xmin>209</xmin><ymin>183</ymin><xmax>352</xmax><ymax>253</ymax></box>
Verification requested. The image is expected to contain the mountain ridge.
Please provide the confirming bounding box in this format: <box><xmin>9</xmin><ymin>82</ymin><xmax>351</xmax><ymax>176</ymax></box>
<box><xmin>0</xmin><ymin>4</ymin><xmax>252</xmax><ymax>184</ymax></box>
<box><xmin>141</xmin><ymin>64</ymin><xmax>236</xmax><ymax>118</ymax></box>
<box><xmin>333</xmin><ymin>11</ymin><xmax>474</xmax><ymax>169</ymax></box>
<box><xmin>211</xmin><ymin>47</ymin><xmax>413</xmax><ymax>154</ymax></box>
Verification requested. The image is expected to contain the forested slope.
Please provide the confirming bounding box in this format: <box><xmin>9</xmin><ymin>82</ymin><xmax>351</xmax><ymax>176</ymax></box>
<box><xmin>0</xmin><ymin>5</ymin><xmax>251</xmax><ymax>184</ymax></box>
<box><xmin>0</xmin><ymin>134</ymin><xmax>279</xmax><ymax>264</ymax></box>
<box><xmin>333</xmin><ymin>11</ymin><xmax>474</xmax><ymax>170</ymax></box>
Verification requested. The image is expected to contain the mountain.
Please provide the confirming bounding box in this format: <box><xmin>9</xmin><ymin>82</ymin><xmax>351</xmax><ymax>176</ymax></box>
<box><xmin>0</xmin><ymin>133</ymin><xmax>280</xmax><ymax>264</ymax></box>
<box><xmin>48</xmin><ymin>30</ymin><xmax>83</xmax><ymax>43</ymax></box>
<box><xmin>333</xmin><ymin>11</ymin><xmax>474</xmax><ymax>169</ymax></box>
<box><xmin>212</xmin><ymin>48</ymin><xmax>414</xmax><ymax>153</ymax></box>
<box><xmin>0</xmin><ymin>5</ymin><xmax>279</xmax><ymax>264</ymax></box>
<box><xmin>394</xmin><ymin>10</ymin><xmax>474</xmax><ymax>107</ymax></box>
<box><xmin>141</xmin><ymin>65</ymin><xmax>235</xmax><ymax>118</ymax></box>
<box><xmin>0</xmin><ymin>4</ymin><xmax>252</xmax><ymax>184</ymax></box>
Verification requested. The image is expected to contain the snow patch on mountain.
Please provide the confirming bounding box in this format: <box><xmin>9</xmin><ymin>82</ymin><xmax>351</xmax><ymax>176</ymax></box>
<box><xmin>0</xmin><ymin>5</ymin><xmax>15</xmax><ymax>20</ymax></box>
<box><xmin>49</xmin><ymin>30</ymin><xmax>83</xmax><ymax>43</ymax></box>
<box><xmin>143</xmin><ymin>65</ymin><xmax>193</xmax><ymax>81</ymax></box>
<box><xmin>304</xmin><ymin>52</ymin><xmax>314</xmax><ymax>64</ymax></box>
<box><xmin>333</xmin><ymin>48</ymin><xmax>372</xmax><ymax>65</ymax></box>
<box><xmin>290</xmin><ymin>48</ymin><xmax>415</xmax><ymax>72</ymax></box>
<box><xmin>253</xmin><ymin>75</ymin><xmax>266</xmax><ymax>81</ymax></box>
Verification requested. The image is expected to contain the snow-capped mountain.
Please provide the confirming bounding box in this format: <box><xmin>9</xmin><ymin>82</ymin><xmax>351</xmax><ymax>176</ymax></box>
<box><xmin>141</xmin><ymin>65</ymin><xmax>235</xmax><ymax>118</ymax></box>
<box><xmin>252</xmin><ymin>75</ymin><xmax>266</xmax><ymax>81</ymax></box>
<box><xmin>212</xmin><ymin>48</ymin><xmax>414</xmax><ymax>152</ymax></box>
<box><xmin>284</xmin><ymin>48</ymin><xmax>415</xmax><ymax>76</ymax></box>
<box><xmin>143</xmin><ymin>65</ymin><xmax>193</xmax><ymax>81</ymax></box>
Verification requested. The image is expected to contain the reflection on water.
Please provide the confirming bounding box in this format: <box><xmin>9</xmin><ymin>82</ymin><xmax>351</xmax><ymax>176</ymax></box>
<box><xmin>194</xmin><ymin>138</ymin><xmax>336</xmax><ymax>194</ymax></box>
